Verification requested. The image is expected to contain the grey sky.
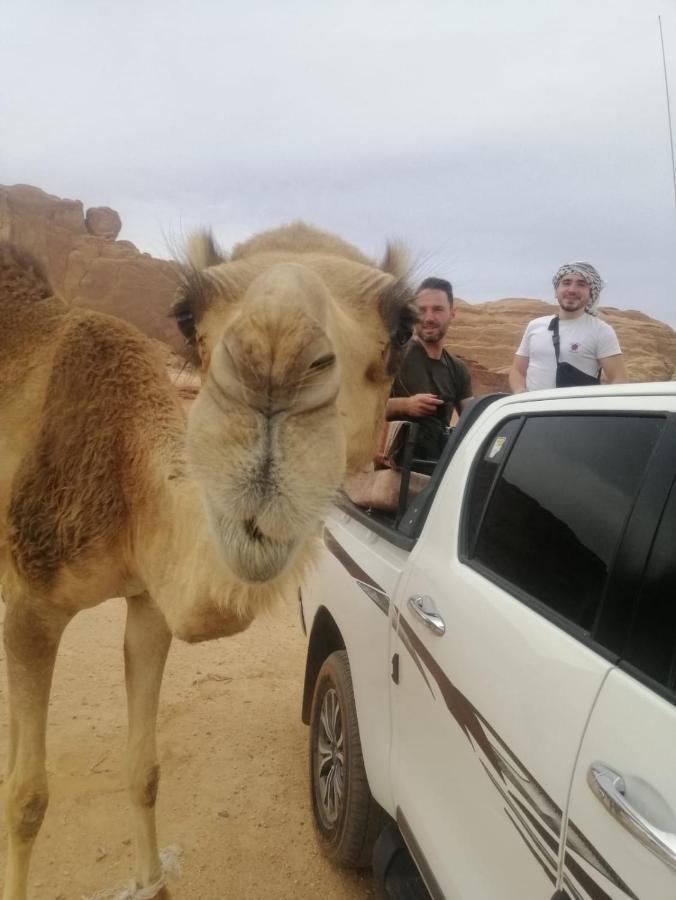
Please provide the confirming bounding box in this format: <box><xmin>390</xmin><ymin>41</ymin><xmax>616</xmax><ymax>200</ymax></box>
<box><xmin>2</xmin><ymin>0</ymin><xmax>675</xmax><ymax>323</ymax></box>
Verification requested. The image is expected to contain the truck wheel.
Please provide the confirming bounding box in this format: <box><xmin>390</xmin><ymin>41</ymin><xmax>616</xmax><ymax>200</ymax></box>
<box><xmin>309</xmin><ymin>649</ymin><xmax>383</xmax><ymax>868</ymax></box>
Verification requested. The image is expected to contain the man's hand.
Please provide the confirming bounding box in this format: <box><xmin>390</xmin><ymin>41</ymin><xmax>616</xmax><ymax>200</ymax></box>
<box><xmin>407</xmin><ymin>393</ymin><xmax>443</xmax><ymax>416</ymax></box>
<box><xmin>386</xmin><ymin>393</ymin><xmax>443</xmax><ymax>419</ymax></box>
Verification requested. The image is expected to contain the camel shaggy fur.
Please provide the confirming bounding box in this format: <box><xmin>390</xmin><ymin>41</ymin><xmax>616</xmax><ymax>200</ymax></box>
<box><xmin>0</xmin><ymin>225</ymin><xmax>414</xmax><ymax>899</ymax></box>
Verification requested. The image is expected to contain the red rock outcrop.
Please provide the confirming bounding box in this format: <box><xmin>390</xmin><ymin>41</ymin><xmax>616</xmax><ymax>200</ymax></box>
<box><xmin>2</xmin><ymin>184</ymin><xmax>674</xmax><ymax>386</ymax></box>
<box><xmin>0</xmin><ymin>184</ymin><xmax>182</xmax><ymax>350</ymax></box>
<box><xmin>85</xmin><ymin>206</ymin><xmax>122</xmax><ymax>240</ymax></box>
<box><xmin>450</xmin><ymin>298</ymin><xmax>676</xmax><ymax>390</ymax></box>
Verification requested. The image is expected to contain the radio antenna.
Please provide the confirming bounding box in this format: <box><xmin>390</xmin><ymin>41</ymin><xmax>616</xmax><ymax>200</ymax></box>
<box><xmin>658</xmin><ymin>15</ymin><xmax>676</xmax><ymax>209</ymax></box>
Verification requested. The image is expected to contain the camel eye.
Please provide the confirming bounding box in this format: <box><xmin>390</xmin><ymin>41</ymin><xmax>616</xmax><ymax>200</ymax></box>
<box><xmin>309</xmin><ymin>353</ymin><xmax>336</xmax><ymax>370</ymax></box>
<box><xmin>174</xmin><ymin>307</ymin><xmax>197</xmax><ymax>344</ymax></box>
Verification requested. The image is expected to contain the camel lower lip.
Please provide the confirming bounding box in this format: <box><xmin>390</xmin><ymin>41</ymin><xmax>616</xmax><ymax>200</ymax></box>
<box><xmin>244</xmin><ymin>517</ymin><xmax>264</xmax><ymax>542</ymax></box>
<box><xmin>213</xmin><ymin>514</ymin><xmax>295</xmax><ymax>583</ymax></box>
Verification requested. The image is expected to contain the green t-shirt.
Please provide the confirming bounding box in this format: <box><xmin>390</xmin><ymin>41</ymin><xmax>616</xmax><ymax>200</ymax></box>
<box><xmin>391</xmin><ymin>341</ymin><xmax>473</xmax><ymax>458</ymax></box>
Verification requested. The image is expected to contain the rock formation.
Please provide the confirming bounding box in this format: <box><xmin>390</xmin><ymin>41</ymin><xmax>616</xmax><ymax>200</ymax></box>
<box><xmin>85</xmin><ymin>206</ymin><xmax>122</xmax><ymax>240</ymax></box>
<box><xmin>2</xmin><ymin>183</ymin><xmax>674</xmax><ymax>387</ymax></box>
<box><xmin>452</xmin><ymin>297</ymin><xmax>676</xmax><ymax>392</ymax></box>
<box><xmin>0</xmin><ymin>184</ymin><xmax>182</xmax><ymax>350</ymax></box>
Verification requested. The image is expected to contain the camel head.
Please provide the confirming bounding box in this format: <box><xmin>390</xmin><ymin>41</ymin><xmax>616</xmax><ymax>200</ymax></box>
<box><xmin>171</xmin><ymin>223</ymin><xmax>415</xmax><ymax>584</ymax></box>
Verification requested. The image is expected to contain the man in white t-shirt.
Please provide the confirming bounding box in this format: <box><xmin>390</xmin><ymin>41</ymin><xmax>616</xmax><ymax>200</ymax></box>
<box><xmin>509</xmin><ymin>262</ymin><xmax>627</xmax><ymax>393</ymax></box>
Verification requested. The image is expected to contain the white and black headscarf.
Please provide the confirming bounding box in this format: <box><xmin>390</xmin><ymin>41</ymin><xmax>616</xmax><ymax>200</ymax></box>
<box><xmin>552</xmin><ymin>262</ymin><xmax>605</xmax><ymax>316</ymax></box>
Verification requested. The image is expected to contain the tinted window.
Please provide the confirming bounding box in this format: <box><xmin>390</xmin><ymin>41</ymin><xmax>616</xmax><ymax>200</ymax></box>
<box><xmin>622</xmin><ymin>477</ymin><xmax>676</xmax><ymax>692</ymax></box>
<box><xmin>467</xmin><ymin>415</ymin><xmax>663</xmax><ymax>630</ymax></box>
<box><xmin>465</xmin><ymin>416</ymin><xmax>522</xmax><ymax>544</ymax></box>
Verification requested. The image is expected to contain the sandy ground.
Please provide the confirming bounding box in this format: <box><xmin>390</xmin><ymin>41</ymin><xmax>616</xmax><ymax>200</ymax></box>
<box><xmin>0</xmin><ymin>599</ymin><xmax>375</xmax><ymax>900</ymax></box>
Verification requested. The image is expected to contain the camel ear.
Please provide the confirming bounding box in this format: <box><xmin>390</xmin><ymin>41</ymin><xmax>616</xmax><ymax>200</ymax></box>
<box><xmin>380</xmin><ymin>241</ymin><xmax>410</xmax><ymax>281</ymax></box>
<box><xmin>378</xmin><ymin>279</ymin><xmax>417</xmax><ymax>375</ymax></box>
<box><xmin>185</xmin><ymin>229</ymin><xmax>228</xmax><ymax>271</ymax></box>
<box><xmin>170</xmin><ymin>230</ymin><xmax>230</xmax><ymax>361</ymax></box>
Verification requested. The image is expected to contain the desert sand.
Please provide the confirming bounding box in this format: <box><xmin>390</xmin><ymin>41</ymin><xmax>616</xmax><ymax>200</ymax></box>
<box><xmin>0</xmin><ymin>598</ymin><xmax>374</xmax><ymax>899</ymax></box>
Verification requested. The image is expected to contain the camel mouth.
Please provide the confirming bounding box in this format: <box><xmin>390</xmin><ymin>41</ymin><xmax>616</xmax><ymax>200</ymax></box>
<box><xmin>243</xmin><ymin>517</ymin><xmax>265</xmax><ymax>543</ymax></box>
<box><xmin>212</xmin><ymin>512</ymin><xmax>297</xmax><ymax>584</ymax></box>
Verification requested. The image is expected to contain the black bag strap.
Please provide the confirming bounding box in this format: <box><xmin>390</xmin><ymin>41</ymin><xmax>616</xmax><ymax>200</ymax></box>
<box><xmin>548</xmin><ymin>315</ymin><xmax>560</xmax><ymax>363</ymax></box>
<box><xmin>547</xmin><ymin>314</ymin><xmax>601</xmax><ymax>384</ymax></box>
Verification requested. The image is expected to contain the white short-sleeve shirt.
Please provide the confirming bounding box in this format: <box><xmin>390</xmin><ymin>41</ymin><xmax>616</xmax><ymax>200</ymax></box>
<box><xmin>516</xmin><ymin>314</ymin><xmax>622</xmax><ymax>392</ymax></box>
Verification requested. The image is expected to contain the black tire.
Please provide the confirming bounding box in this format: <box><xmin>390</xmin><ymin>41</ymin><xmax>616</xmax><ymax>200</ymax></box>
<box><xmin>309</xmin><ymin>649</ymin><xmax>384</xmax><ymax>868</ymax></box>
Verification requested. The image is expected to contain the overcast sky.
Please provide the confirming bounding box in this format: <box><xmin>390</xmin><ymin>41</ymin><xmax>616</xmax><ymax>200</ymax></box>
<box><xmin>2</xmin><ymin>0</ymin><xmax>676</xmax><ymax>324</ymax></box>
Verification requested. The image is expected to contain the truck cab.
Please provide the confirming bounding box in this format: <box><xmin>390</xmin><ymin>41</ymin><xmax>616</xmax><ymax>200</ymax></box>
<box><xmin>300</xmin><ymin>384</ymin><xmax>676</xmax><ymax>900</ymax></box>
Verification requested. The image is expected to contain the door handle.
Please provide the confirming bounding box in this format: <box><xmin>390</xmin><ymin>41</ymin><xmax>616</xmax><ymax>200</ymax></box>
<box><xmin>587</xmin><ymin>762</ymin><xmax>676</xmax><ymax>871</ymax></box>
<box><xmin>407</xmin><ymin>595</ymin><xmax>445</xmax><ymax>636</ymax></box>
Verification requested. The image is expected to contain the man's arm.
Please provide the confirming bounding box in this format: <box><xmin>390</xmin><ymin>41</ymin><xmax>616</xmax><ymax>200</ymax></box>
<box><xmin>599</xmin><ymin>354</ymin><xmax>627</xmax><ymax>384</ymax></box>
<box><xmin>509</xmin><ymin>355</ymin><xmax>529</xmax><ymax>393</ymax></box>
<box><xmin>386</xmin><ymin>394</ymin><xmax>443</xmax><ymax>419</ymax></box>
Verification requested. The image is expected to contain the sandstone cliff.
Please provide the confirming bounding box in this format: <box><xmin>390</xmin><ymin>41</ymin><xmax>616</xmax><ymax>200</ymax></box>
<box><xmin>2</xmin><ymin>183</ymin><xmax>674</xmax><ymax>389</ymax></box>
<box><xmin>452</xmin><ymin>298</ymin><xmax>676</xmax><ymax>393</ymax></box>
<box><xmin>0</xmin><ymin>184</ymin><xmax>182</xmax><ymax>350</ymax></box>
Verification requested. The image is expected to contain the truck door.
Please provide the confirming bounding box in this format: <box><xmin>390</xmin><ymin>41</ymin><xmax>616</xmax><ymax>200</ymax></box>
<box><xmin>389</xmin><ymin>409</ymin><xmax>668</xmax><ymax>900</ymax></box>
<box><xmin>563</xmin><ymin>470</ymin><xmax>676</xmax><ymax>900</ymax></box>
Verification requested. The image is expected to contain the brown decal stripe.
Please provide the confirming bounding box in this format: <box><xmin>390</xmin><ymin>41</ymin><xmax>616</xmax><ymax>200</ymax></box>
<box><xmin>561</xmin><ymin>875</ymin><xmax>585</xmax><ymax>900</ymax></box>
<box><xmin>394</xmin><ymin>612</ymin><xmax>435</xmax><ymax>698</ymax></box>
<box><xmin>399</xmin><ymin>615</ymin><xmax>506</xmax><ymax>777</ymax></box>
<box><xmin>482</xmin><ymin>760</ymin><xmax>562</xmax><ymax>890</ymax></box>
<box><xmin>481</xmin><ymin>756</ymin><xmax>560</xmax><ymax>863</ymax></box>
<box><xmin>476</xmin><ymin>706</ymin><xmax>564</xmax><ymax>839</ymax></box>
<box><xmin>397</xmin><ymin>615</ymin><xmax>637</xmax><ymax>900</ymax></box>
<box><xmin>323</xmin><ymin>527</ymin><xmax>389</xmax><ymax>615</ymax></box>
<box><xmin>504</xmin><ymin>805</ymin><xmax>558</xmax><ymax>887</ymax></box>
<box><xmin>564</xmin><ymin>852</ymin><xmax>616</xmax><ymax>900</ymax></box>
<box><xmin>511</xmin><ymin>792</ymin><xmax>560</xmax><ymax>856</ymax></box>
<box><xmin>564</xmin><ymin>820</ymin><xmax>638</xmax><ymax>899</ymax></box>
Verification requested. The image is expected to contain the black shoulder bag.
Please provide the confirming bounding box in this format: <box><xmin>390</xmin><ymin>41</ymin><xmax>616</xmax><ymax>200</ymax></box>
<box><xmin>548</xmin><ymin>316</ymin><xmax>600</xmax><ymax>388</ymax></box>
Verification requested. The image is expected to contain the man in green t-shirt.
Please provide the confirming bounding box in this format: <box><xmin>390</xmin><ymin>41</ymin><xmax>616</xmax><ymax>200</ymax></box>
<box><xmin>387</xmin><ymin>277</ymin><xmax>473</xmax><ymax>460</ymax></box>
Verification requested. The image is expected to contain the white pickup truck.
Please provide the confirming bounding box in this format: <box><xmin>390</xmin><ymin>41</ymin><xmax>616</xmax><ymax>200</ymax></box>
<box><xmin>299</xmin><ymin>384</ymin><xmax>676</xmax><ymax>900</ymax></box>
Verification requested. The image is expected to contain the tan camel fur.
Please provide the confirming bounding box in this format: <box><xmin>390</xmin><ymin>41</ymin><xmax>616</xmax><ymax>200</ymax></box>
<box><xmin>0</xmin><ymin>226</ymin><xmax>414</xmax><ymax>899</ymax></box>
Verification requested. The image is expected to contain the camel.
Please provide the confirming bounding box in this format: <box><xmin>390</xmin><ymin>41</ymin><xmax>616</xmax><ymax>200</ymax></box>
<box><xmin>0</xmin><ymin>226</ymin><xmax>415</xmax><ymax>900</ymax></box>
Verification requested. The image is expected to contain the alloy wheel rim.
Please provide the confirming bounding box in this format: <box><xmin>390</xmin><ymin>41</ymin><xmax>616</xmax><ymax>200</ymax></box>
<box><xmin>316</xmin><ymin>687</ymin><xmax>345</xmax><ymax>825</ymax></box>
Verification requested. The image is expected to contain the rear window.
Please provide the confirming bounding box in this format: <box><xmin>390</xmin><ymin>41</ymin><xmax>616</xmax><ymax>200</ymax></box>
<box><xmin>464</xmin><ymin>414</ymin><xmax>664</xmax><ymax>631</ymax></box>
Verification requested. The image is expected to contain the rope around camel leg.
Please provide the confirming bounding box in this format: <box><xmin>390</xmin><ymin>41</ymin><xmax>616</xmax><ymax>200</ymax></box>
<box><xmin>81</xmin><ymin>845</ymin><xmax>182</xmax><ymax>900</ymax></box>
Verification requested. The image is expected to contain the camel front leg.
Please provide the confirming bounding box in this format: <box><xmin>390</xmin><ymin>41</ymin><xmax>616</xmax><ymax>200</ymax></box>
<box><xmin>3</xmin><ymin>599</ymin><xmax>70</xmax><ymax>900</ymax></box>
<box><xmin>124</xmin><ymin>593</ymin><xmax>172</xmax><ymax>893</ymax></box>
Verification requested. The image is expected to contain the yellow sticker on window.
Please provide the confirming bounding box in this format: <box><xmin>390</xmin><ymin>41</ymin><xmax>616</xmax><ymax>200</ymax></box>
<box><xmin>488</xmin><ymin>436</ymin><xmax>506</xmax><ymax>459</ymax></box>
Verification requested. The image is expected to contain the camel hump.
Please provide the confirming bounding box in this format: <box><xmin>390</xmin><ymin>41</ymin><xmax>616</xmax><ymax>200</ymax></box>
<box><xmin>0</xmin><ymin>242</ymin><xmax>52</xmax><ymax>301</ymax></box>
<box><xmin>185</xmin><ymin>229</ymin><xmax>227</xmax><ymax>271</ymax></box>
<box><xmin>230</xmin><ymin>221</ymin><xmax>374</xmax><ymax>266</ymax></box>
